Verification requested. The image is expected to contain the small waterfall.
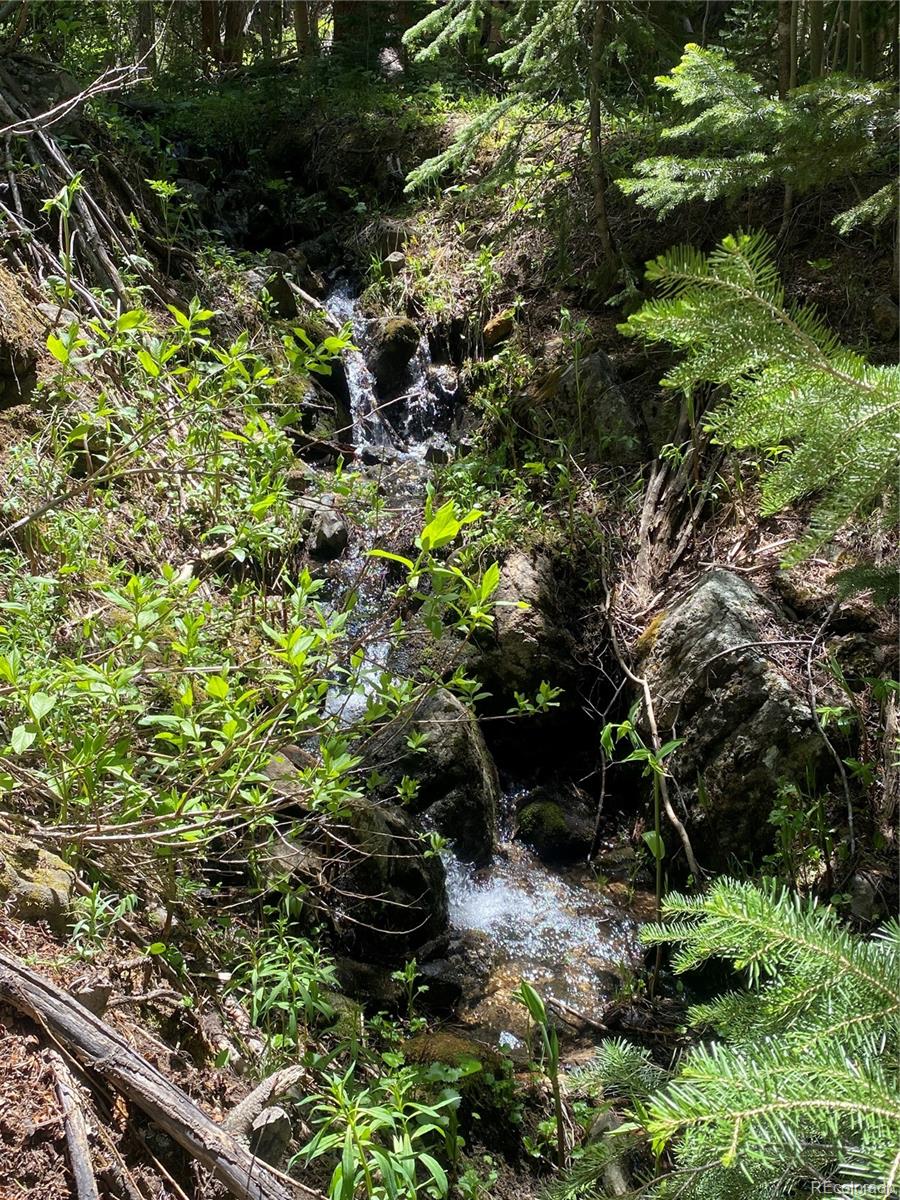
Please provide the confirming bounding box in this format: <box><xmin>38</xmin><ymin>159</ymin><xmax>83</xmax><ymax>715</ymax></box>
<box><xmin>443</xmin><ymin>791</ymin><xmax>643</xmax><ymax>1028</ymax></box>
<box><xmin>325</xmin><ymin>280</ymin><xmax>455</xmax><ymax>463</ymax></box>
<box><xmin>325</xmin><ymin>279</ymin><xmax>395</xmax><ymax>454</ymax></box>
<box><xmin>321</xmin><ymin>282</ymin><xmax>643</xmax><ymax>1036</ymax></box>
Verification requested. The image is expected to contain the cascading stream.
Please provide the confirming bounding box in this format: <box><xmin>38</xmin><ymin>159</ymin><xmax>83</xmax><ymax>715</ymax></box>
<box><xmin>324</xmin><ymin>282</ymin><xmax>643</xmax><ymax>1037</ymax></box>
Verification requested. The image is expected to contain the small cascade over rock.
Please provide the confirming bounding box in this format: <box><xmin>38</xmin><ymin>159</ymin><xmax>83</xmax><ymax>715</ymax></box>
<box><xmin>324</xmin><ymin>279</ymin><xmax>456</xmax><ymax>463</ymax></box>
<box><xmin>316</xmin><ymin>282</ymin><xmax>646</xmax><ymax>1040</ymax></box>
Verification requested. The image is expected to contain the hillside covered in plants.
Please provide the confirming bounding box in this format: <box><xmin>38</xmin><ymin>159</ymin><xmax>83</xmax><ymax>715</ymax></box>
<box><xmin>0</xmin><ymin>3</ymin><xmax>897</xmax><ymax>1200</ymax></box>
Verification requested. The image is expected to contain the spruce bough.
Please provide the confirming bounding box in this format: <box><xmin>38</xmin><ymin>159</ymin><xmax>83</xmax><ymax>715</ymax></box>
<box><xmin>620</xmin><ymin>230</ymin><xmax>900</xmax><ymax>562</ymax></box>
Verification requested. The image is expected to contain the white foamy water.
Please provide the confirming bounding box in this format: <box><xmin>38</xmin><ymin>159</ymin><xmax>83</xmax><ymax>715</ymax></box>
<box><xmin>444</xmin><ymin>840</ymin><xmax>642</xmax><ymax>1017</ymax></box>
<box><xmin>324</xmin><ymin>280</ymin><xmax>454</xmax><ymax>463</ymax></box>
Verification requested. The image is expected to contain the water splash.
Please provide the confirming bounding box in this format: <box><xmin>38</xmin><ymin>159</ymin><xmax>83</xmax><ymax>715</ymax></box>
<box><xmin>324</xmin><ymin>280</ymin><xmax>454</xmax><ymax>464</ymax></box>
<box><xmin>445</xmin><ymin>845</ymin><xmax>639</xmax><ymax>980</ymax></box>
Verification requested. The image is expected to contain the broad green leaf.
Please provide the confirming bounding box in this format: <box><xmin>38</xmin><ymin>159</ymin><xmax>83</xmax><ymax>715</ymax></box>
<box><xmin>46</xmin><ymin>334</ymin><xmax>69</xmax><ymax>364</ymax></box>
<box><xmin>28</xmin><ymin>692</ymin><xmax>56</xmax><ymax>722</ymax></box>
<box><xmin>137</xmin><ymin>348</ymin><xmax>160</xmax><ymax>376</ymax></box>
<box><xmin>643</xmin><ymin>830</ymin><xmax>666</xmax><ymax>861</ymax></box>
<box><xmin>10</xmin><ymin>725</ymin><xmax>35</xmax><ymax>754</ymax></box>
<box><xmin>367</xmin><ymin>549</ymin><xmax>415</xmax><ymax>569</ymax></box>
<box><xmin>204</xmin><ymin>675</ymin><xmax>230</xmax><ymax>701</ymax></box>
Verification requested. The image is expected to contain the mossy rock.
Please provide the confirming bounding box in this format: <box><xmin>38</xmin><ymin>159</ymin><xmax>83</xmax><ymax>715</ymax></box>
<box><xmin>369</xmin><ymin>316</ymin><xmax>420</xmax><ymax>392</ymax></box>
<box><xmin>0</xmin><ymin>833</ymin><xmax>75</xmax><ymax>931</ymax></box>
<box><xmin>403</xmin><ymin>1030</ymin><xmax>502</xmax><ymax>1071</ymax></box>
<box><xmin>518</xmin><ymin>797</ymin><xmax>592</xmax><ymax>861</ymax></box>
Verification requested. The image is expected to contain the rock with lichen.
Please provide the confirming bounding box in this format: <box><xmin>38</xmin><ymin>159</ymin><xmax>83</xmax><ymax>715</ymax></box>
<box><xmin>0</xmin><ymin>833</ymin><xmax>75</xmax><ymax>930</ymax></box>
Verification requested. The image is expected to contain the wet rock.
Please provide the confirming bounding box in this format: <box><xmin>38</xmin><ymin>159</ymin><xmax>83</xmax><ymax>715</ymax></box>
<box><xmin>483</xmin><ymin>312</ymin><xmax>514</xmax><ymax>347</ymax></box>
<box><xmin>479</xmin><ymin>549</ymin><xmax>565</xmax><ymax>694</ymax></box>
<box><xmin>361</xmin><ymin>689</ymin><xmax>500</xmax><ymax>864</ymax></box>
<box><xmin>403</xmin><ymin>1030</ymin><xmax>503</xmax><ymax>1072</ymax></box>
<box><xmin>335</xmin><ymin>956</ymin><xmax>403</xmax><ymax>1007</ymax></box>
<box><xmin>413</xmin><ymin>933</ymin><xmax>491</xmax><ymax>1014</ymax></box>
<box><xmin>329</xmin><ymin>796</ymin><xmax>449</xmax><ymax>961</ymax></box>
<box><xmin>557</xmin><ymin>351</ymin><xmax>641</xmax><ymax>465</ymax></box>
<box><xmin>871</xmin><ymin>294</ymin><xmax>899</xmax><ymax>342</ymax></box>
<box><xmin>382</xmin><ymin>250</ymin><xmax>406</xmax><ymax>277</ymax></box>
<box><xmin>0</xmin><ymin>833</ymin><xmax>75</xmax><ymax>930</ymax></box>
<box><xmin>424</xmin><ymin>444</ymin><xmax>451</xmax><ymax>465</ymax></box>
<box><xmin>426</xmin><ymin>363</ymin><xmax>460</xmax><ymax>406</ymax></box>
<box><xmin>641</xmin><ymin>569</ymin><xmax>826</xmax><ymax>863</ymax></box>
<box><xmin>249</xmin><ymin>757</ymin><xmax>448</xmax><ymax>963</ymax></box>
<box><xmin>370</xmin><ymin>316</ymin><xmax>420</xmax><ymax>391</ymax></box>
<box><xmin>402</xmin><ymin>1031</ymin><xmax>517</xmax><ymax>1149</ymax></box>
<box><xmin>308</xmin><ymin>495</ymin><xmax>348</xmax><ymax>559</ymax></box>
<box><xmin>516</xmin><ymin>783</ymin><xmax>593</xmax><ymax>862</ymax></box>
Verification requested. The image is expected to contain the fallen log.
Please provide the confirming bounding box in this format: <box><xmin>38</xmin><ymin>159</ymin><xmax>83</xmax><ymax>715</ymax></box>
<box><xmin>49</xmin><ymin>1048</ymin><xmax>101</xmax><ymax>1200</ymax></box>
<box><xmin>0</xmin><ymin>949</ymin><xmax>323</xmax><ymax>1200</ymax></box>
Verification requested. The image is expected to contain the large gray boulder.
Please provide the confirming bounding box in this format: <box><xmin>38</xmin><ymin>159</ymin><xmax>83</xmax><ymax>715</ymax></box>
<box><xmin>477</xmin><ymin>550</ymin><xmax>572</xmax><ymax>697</ymax></box>
<box><xmin>557</xmin><ymin>351</ymin><xmax>642</xmax><ymax>465</ymax></box>
<box><xmin>256</xmin><ymin>752</ymin><xmax>448</xmax><ymax>963</ymax></box>
<box><xmin>640</xmin><ymin>569</ymin><xmax>825</xmax><ymax>862</ymax></box>
<box><xmin>362</xmin><ymin>689</ymin><xmax>499</xmax><ymax>864</ymax></box>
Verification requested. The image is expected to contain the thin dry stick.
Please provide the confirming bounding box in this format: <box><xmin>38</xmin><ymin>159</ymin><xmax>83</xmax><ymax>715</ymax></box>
<box><xmin>807</xmin><ymin>600</ymin><xmax>856</xmax><ymax>858</ymax></box>
<box><xmin>0</xmin><ymin>64</ymin><xmax>148</xmax><ymax>137</ymax></box>
<box><xmin>606</xmin><ymin>592</ymin><xmax>701</xmax><ymax>880</ymax></box>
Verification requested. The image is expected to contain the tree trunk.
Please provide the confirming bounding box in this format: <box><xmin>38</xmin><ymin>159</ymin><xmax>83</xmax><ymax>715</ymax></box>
<box><xmin>858</xmin><ymin>0</ymin><xmax>878</xmax><ymax>78</ymax></box>
<box><xmin>222</xmin><ymin>0</ymin><xmax>246</xmax><ymax>65</ymax></box>
<box><xmin>777</xmin><ymin>1</ymin><xmax>794</xmax><ymax>236</ymax></box>
<box><xmin>847</xmin><ymin>0</ymin><xmax>859</xmax><ymax>74</ymax></box>
<box><xmin>0</xmin><ymin>949</ymin><xmax>325</xmax><ymax>1200</ymax></box>
<box><xmin>588</xmin><ymin>0</ymin><xmax>617</xmax><ymax>274</ymax></box>
<box><xmin>808</xmin><ymin>0</ymin><xmax>824</xmax><ymax>78</ymax></box>
<box><xmin>829</xmin><ymin>0</ymin><xmax>844</xmax><ymax>71</ymax></box>
<box><xmin>258</xmin><ymin>0</ymin><xmax>272</xmax><ymax>61</ymax></box>
<box><xmin>136</xmin><ymin>0</ymin><xmax>156</xmax><ymax>73</ymax></box>
<box><xmin>200</xmin><ymin>0</ymin><xmax>221</xmax><ymax>60</ymax></box>
<box><xmin>293</xmin><ymin>0</ymin><xmax>315</xmax><ymax>55</ymax></box>
<box><xmin>788</xmin><ymin>0</ymin><xmax>799</xmax><ymax>88</ymax></box>
<box><xmin>777</xmin><ymin>0</ymin><xmax>793</xmax><ymax>97</ymax></box>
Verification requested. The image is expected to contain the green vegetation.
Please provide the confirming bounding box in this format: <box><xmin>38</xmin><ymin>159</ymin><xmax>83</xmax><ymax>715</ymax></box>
<box><xmin>559</xmin><ymin>879</ymin><xmax>900</xmax><ymax>1198</ymax></box>
<box><xmin>620</xmin><ymin>231</ymin><xmax>900</xmax><ymax>562</ymax></box>
<box><xmin>0</xmin><ymin>3</ymin><xmax>896</xmax><ymax>1199</ymax></box>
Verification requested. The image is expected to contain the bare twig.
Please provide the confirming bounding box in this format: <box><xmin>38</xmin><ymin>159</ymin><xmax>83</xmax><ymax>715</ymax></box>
<box><xmin>807</xmin><ymin>601</ymin><xmax>856</xmax><ymax>857</ymax></box>
<box><xmin>0</xmin><ymin>64</ymin><xmax>148</xmax><ymax>138</ymax></box>
<box><xmin>605</xmin><ymin>587</ymin><xmax>702</xmax><ymax>880</ymax></box>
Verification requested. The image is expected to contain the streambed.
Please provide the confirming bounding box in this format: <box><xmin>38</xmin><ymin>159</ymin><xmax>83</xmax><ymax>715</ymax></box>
<box><xmin>323</xmin><ymin>281</ymin><xmax>645</xmax><ymax>1039</ymax></box>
